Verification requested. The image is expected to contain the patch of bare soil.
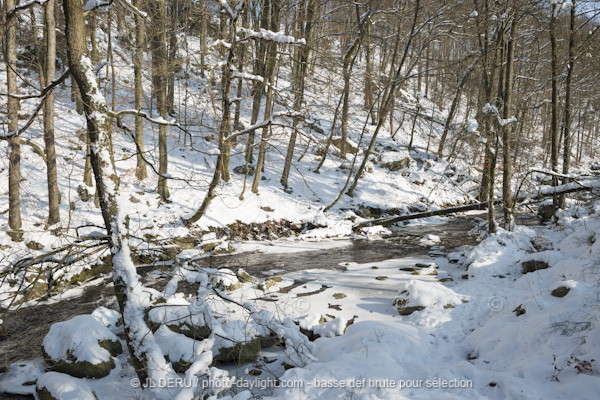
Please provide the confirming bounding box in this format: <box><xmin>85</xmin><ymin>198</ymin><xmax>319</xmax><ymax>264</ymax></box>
<box><xmin>0</xmin><ymin>280</ymin><xmax>116</xmax><ymax>374</ymax></box>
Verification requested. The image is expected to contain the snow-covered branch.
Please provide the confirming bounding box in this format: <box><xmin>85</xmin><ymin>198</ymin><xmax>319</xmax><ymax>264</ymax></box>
<box><xmin>0</xmin><ymin>69</ymin><xmax>71</xmax><ymax>141</ymax></box>
<box><xmin>225</xmin><ymin>111</ymin><xmax>301</xmax><ymax>143</ymax></box>
<box><xmin>107</xmin><ymin>109</ymin><xmax>178</xmax><ymax>126</ymax></box>
<box><xmin>238</xmin><ymin>27</ymin><xmax>306</xmax><ymax>45</ymax></box>
<box><xmin>6</xmin><ymin>0</ymin><xmax>50</xmax><ymax>20</ymax></box>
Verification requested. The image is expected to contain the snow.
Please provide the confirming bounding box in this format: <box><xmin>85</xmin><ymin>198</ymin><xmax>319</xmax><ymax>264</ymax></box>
<box><xmin>84</xmin><ymin>0</ymin><xmax>110</xmax><ymax>11</ymax></box>
<box><xmin>0</xmin><ymin>359</ymin><xmax>45</xmax><ymax>395</ymax></box>
<box><xmin>35</xmin><ymin>372</ymin><xmax>97</xmax><ymax>400</ymax></box>
<box><xmin>419</xmin><ymin>234</ymin><xmax>441</xmax><ymax>246</ymax></box>
<box><xmin>42</xmin><ymin>315</ymin><xmax>119</xmax><ymax>364</ymax></box>
<box><xmin>4</xmin><ymin>206</ymin><xmax>600</xmax><ymax>399</ymax></box>
<box><xmin>1</xmin><ymin>6</ymin><xmax>600</xmax><ymax>399</ymax></box>
<box><xmin>238</xmin><ymin>27</ymin><xmax>306</xmax><ymax>45</ymax></box>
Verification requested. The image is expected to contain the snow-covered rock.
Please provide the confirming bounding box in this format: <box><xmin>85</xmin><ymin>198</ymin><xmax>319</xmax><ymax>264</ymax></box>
<box><xmin>42</xmin><ymin>315</ymin><xmax>122</xmax><ymax>378</ymax></box>
<box><xmin>35</xmin><ymin>372</ymin><xmax>97</xmax><ymax>400</ymax></box>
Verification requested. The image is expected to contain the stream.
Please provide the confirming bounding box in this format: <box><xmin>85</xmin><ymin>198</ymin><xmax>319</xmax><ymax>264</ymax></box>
<box><xmin>0</xmin><ymin>213</ymin><xmax>542</xmax><ymax>398</ymax></box>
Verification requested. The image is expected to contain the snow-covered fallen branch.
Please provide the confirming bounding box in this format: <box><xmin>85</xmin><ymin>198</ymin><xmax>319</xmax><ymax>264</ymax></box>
<box><xmin>355</xmin><ymin>178</ymin><xmax>600</xmax><ymax>229</ymax></box>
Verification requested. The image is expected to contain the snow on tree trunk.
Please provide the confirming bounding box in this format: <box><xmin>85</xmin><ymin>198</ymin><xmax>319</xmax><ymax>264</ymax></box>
<box><xmin>62</xmin><ymin>1</ymin><xmax>180</xmax><ymax>398</ymax></box>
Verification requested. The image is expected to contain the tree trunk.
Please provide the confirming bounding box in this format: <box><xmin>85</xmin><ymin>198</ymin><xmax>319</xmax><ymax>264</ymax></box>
<box><xmin>62</xmin><ymin>0</ymin><xmax>174</xmax><ymax>391</ymax></box>
<box><xmin>560</xmin><ymin>0</ymin><xmax>575</xmax><ymax>209</ymax></box>
<box><xmin>252</xmin><ymin>0</ymin><xmax>281</xmax><ymax>194</ymax></box>
<box><xmin>44</xmin><ymin>0</ymin><xmax>60</xmax><ymax>226</ymax></box>
<box><xmin>199</xmin><ymin>0</ymin><xmax>207</xmax><ymax>68</ymax></box>
<box><xmin>364</xmin><ymin>18</ymin><xmax>376</xmax><ymax>124</ymax></box>
<box><xmin>134</xmin><ymin>0</ymin><xmax>147</xmax><ymax>180</ymax></box>
<box><xmin>152</xmin><ymin>0</ymin><xmax>170</xmax><ymax>200</ymax></box>
<box><xmin>186</xmin><ymin>2</ymin><xmax>240</xmax><ymax>223</ymax></box>
<box><xmin>549</xmin><ymin>2</ymin><xmax>560</xmax><ymax>213</ymax></box>
<box><xmin>346</xmin><ymin>0</ymin><xmax>420</xmax><ymax>198</ymax></box>
<box><xmin>88</xmin><ymin>13</ymin><xmax>99</xmax><ymax>65</ymax></box>
<box><xmin>502</xmin><ymin>16</ymin><xmax>517</xmax><ymax>230</ymax></box>
<box><xmin>281</xmin><ymin>0</ymin><xmax>317</xmax><ymax>188</ymax></box>
<box><xmin>6</xmin><ymin>0</ymin><xmax>22</xmax><ymax>241</ymax></box>
<box><xmin>167</xmin><ymin>1</ymin><xmax>177</xmax><ymax>114</ymax></box>
<box><xmin>220</xmin><ymin>13</ymin><xmax>232</xmax><ymax>183</ymax></box>
<box><xmin>246</xmin><ymin>0</ymin><xmax>270</xmax><ymax>165</ymax></box>
<box><xmin>438</xmin><ymin>57</ymin><xmax>478</xmax><ymax>157</ymax></box>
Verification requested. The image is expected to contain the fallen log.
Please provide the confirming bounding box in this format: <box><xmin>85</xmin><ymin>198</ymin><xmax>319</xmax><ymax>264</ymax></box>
<box><xmin>354</xmin><ymin>179</ymin><xmax>600</xmax><ymax>229</ymax></box>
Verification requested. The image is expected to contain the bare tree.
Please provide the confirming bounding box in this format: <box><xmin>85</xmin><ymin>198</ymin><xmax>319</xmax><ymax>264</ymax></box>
<box><xmin>133</xmin><ymin>0</ymin><xmax>147</xmax><ymax>180</ymax></box>
<box><xmin>62</xmin><ymin>0</ymin><xmax>173</xmax><ymax>388</ymax></box>
<box><xmin>44</xmin><ymin>0</ymin><xmax>60</xmax><ymax>226</ymax></box>
<box><xmin>6</xmin><ymin>0</ymin><xmax>22</xmax><ymax>241</ymax></box>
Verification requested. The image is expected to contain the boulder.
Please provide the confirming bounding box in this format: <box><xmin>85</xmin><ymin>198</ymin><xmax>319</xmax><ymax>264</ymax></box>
<box><xmin>538</xmin><ymin>203</ymin><xmax>555</xmax><ymax>221</ymax></box>
<box><xmin>233</xmin><ymin>165</ymin><xmax>255</xmax><ymax>175</ymax></box>
<box><xmin>214</xmin><ymin>339</ymin><xmax>261</xmax><ymax>364</ymax></box>
<box><xmin>522</xmin><ymin>260</ymin><xmax>550</xmax><ymax>273</ymax></box>
<box><xmin>42</xmin><ymin>315</ymin><xmax>122</xmax><ymax>379</ymax></box>
<box><xmin>551</xmin><ymin>286</ymin><xmax>570</xmax><ymax>298</ymax></box>
<box><xmin>147</xmin><ymin>296</ymin><xmax>212</xmax><ymax>340</ymax></box>
<box><xmin>36</xmin><ymin>372</ymin><xmax>97</xmax><ymax>400</ymax></box>
<box><xmin>393</xmin><ymin>297</ymin><xmax>426</xmax><ymax>315</ymax></box>
<box><xmin>382</xmin><ymin>157</ymin><xmax>410</xmax><ymax>171</ymax></box>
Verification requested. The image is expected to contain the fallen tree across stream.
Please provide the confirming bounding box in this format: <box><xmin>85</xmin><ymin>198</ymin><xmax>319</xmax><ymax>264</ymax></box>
<box><xmin>354</xmin><ymin>178</ymin><xmax>600</xmax><ymax>229</ymax></box>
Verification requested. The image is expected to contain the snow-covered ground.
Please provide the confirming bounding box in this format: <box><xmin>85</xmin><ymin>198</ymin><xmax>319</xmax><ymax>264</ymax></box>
<box><xmin>1</xmin><ymin>7</ymin><xmax>600</xmax><ymax>400</ymax></box>
<box><xmin>2</xmin><ymin>202</ymin><xmax>600</xmax><ymax>399</ymax></box>
<box><xmin>0</xmin><ymin>10</ymin><xmax>482</xmax><ymax>306</ymax></box>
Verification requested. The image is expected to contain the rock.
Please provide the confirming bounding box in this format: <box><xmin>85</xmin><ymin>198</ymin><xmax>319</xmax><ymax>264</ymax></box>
<box><xmin>332</xmin><ymin>293</ymin><xmax>347</xmax><ymax>299</ymax></box>
<box><xmin>331</xmin><ymin>138</ymin><xmax>357</xmax><ymax>154</ymax></box>
<box><xmin>259</xmin><ymin>276</ymin><xmax>282</xmax><ymax>291</ymax></box>
<box><xmin>382</xmin><ymin>157</ymin><xmax>410</xmax><ymax>172</ymax></box>
<box><xmin>393</xmin><ymin>297</ymin><xmax>425</xmax><ymax>316</ymax></box>
<box><xmin>172</xmin><ymin>237</ymin><xmax>197</xmax><ymax>249</ymax></box>
<box><xmin>438</xmin><ymin>277</ymin><xmax>454</xmax><ymax>282</ymax></box>
<box><xmin>358</xmin><ymin>206</ymin><xmax>371</xmax><ymax>218</ymax></box>
<box><xmin>214</xmin><ymin>339</ymin><xmax>261</xmax><ymax>364</ymax></box>
<box><xmin>147</xmin><ymin>298</ymin><xmax>212</xmax><ymax>340</ymax></box>
<box><xmin>42</xmin><ymin>315</ymin><xmax>122</xmax><ymax>379</ymax></box>
<box><xmin>214</xmin><ymin>243</ymin><xmax>235</xmax><ymax>255</ymax></box>
<box><xmin>25</xmin><ymin>241</ymin><xmax>44</xmax><ymax>250</ymax></box>
<box><xmin>375</xmin><ymin>276</ymin><xmax>388</xmax><ymax>281</ymax></box>
<box><xmin>522</xmin><ymin>260</ymin><xmax>550</xmax><ymax>273</ymax></box>
<box><xmin>551</xmin><ymin>286</ymin><xmax>570</xmax><ymax>298</ymax></box>
<box><xmin>233</xmin><ymin>165</ymin><xmax>255</xmax><ymax>176</ymax></box>
<box><xmin>538</xmin><ymin>203</ymin><xmax>555</xmax><ymax>221</ymax></box>
<box><xmin>68</xmin><ymin>257</ymin><xmax>112</xmax><ymax>285</ymax></box>
<box><xmin>129</xmin><ymin>195</ymin><xmax>140</xmax><ymax>204</ymax></box>
<box><xmin>513</xmin><ymin>304</ymin><xmax>526</xmax><ymax>316</ymax></box>
<box><xmin>77</xmin><ymin>185</ymin><xmax>92</xmax><ymax>202</ymax></box>
<box><xmin>24</xmin><ymin>279</ymin><xmax>49</xmax><ymax>301</ymax></box>
<box><xmin>400</xmin><ymin>267</ymin><xmax>418</xmax><ymax>272</ymax></box>
<box><xmin>236</xmin><ymin>270</ymin><xmax>257</xmax><ymax>284</ymax></box>
<box><xmin>290</xmin><ymin>223</ymin><xmax>303</xmax><ymax>232</ymax></box>
<box><xmin>202</xmin><ymin>241</ymin><xmax>220</xmax><ymax>252</ymax></box>
<box><xmin>415</xmin><ymin>263</ymin><xmax>435</xmax><ymax>268</ymax></box>
<box><xmin>36</xmin><ymin>372</ymin><xmax>97</xmax><ymax>400</ymax></box>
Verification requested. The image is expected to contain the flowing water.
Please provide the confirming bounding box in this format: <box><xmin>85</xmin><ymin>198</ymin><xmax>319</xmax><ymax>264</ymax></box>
<box><xmin>0</xmin><ymin>212</ymin><xmax>542</xmax><ymax>398</ymax></box>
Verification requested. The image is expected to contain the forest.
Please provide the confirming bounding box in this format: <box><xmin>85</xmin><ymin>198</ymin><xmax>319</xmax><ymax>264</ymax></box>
<box><xmin>0</xmin><ymin>0</ymin><xmax>599</xmax><ymax>399</ymax></box>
